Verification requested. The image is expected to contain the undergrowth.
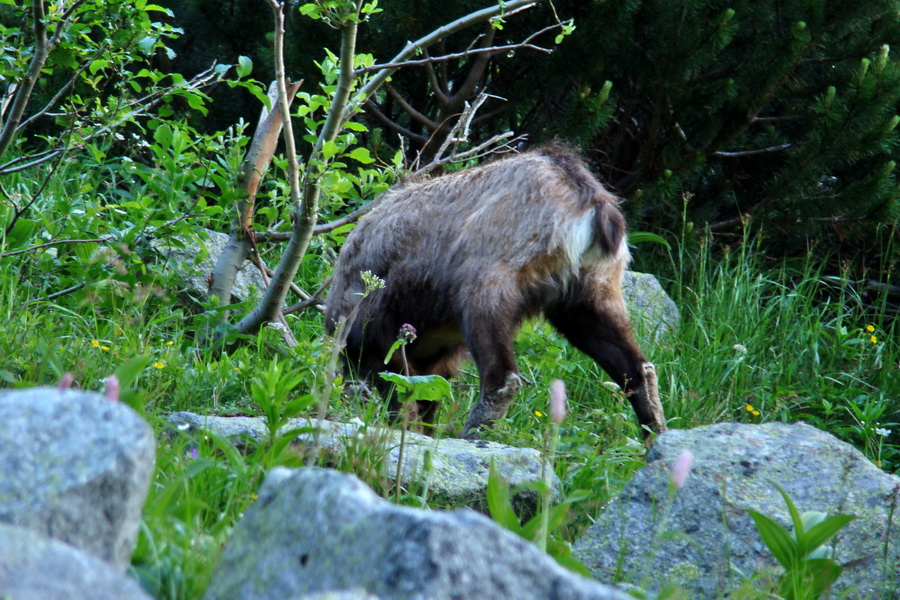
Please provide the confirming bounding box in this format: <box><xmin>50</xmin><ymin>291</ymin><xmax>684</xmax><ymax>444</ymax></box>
<box><xmin>0</xmin><ymin>178</ymin><xmax>897</xmax><ymax>597</ymax></box>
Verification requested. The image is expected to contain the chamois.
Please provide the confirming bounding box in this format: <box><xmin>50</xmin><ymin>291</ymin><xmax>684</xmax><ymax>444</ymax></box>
<box><xmin>325</xmin><ymin>144</ymin><xmax>666</xmax><ymax>439</ymax></box>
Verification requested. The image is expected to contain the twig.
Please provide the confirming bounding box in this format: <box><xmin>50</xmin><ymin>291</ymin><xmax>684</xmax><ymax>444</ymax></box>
<box><xmin>26</xmin><ymin>282</ymin><xmax>86</xmax><ymax>304</ymax></box>
<box><xmin>0</xmin><ymin>236</ymin><xmax>114</xmax><ymax>258</ymax></box>
<box><xmin>283</xmin><ymin>276</ymin><xmax>332</xmax><ymax>315</ymax></box>
<box><xmin>354</xmin><ymin>38</ymin><xmax>553</xmax><ymax>76</ymax></box>
<box><xmin>712</xmin><ymin>143</ymin><xmax>792</xmax><ymax>158</ymax></box>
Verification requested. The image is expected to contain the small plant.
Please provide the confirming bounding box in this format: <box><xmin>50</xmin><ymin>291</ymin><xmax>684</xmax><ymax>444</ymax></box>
<box><xmin>486</xmin><ymin>379</ymin><xmax>592</xmax><ymax>576</ymax></box>
<box><xmin>747</xmin><ymin>483</ymin><xmax>856</xmax><ymax>600</ymax></box>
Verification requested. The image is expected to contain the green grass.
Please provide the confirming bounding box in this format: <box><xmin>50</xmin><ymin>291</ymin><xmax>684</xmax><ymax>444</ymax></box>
<box><xmin>1</xmin><ymin>191</ymin><xmax>897</xmax><ymax>598</ymax></box>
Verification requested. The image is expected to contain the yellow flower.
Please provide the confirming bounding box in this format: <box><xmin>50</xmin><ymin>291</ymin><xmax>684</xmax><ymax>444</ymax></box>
<box><xmin>866</xmin><ymin>325</ymin><xmax>875</xmax><ymax>333</ymax></box>
<box><xmin>752</xmin><ymin>410</ymin><xmax>760</xmax><ymax>416</ymax></box>
<box><xmin>166</xmin><ymin>341</ymin><xmax>174</xmax><ymax>346</ymax></box>
<box><xmin>90</xmin><ymin>340</ymin><xmax>100</xmax><ymax>348</ymax></box>
<box><xmin>745</xmin><ymin>404</ymin><xmax>754</xmax><ymax>412</ymax></box>
<box><xmin>153</xmin><ymin>361</ymin><xmax>165</xmax><ymax>369</ymax></box>
<box><xmin>876</xmin><ymin>460</ymin><xmax>883</xmax><ymax>467</ymax></box>
<box><xmin>534</xmin><ymin>410</ymin><xmax>543</xmax><ymax>418</ymax></box>
<box><xmin>100</xmin><ymin>345</ymin><xmax>110</xmax><ymax>351</ymax></box>
<box><xmin>871</xmin><ymin>335</ymin><xmax>878</xmax><ymax>344</ymax></box>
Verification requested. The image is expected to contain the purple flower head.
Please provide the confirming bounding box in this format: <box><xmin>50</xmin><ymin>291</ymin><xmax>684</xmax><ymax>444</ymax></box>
<box><xmin>398</xmin><ymin>323</ymin><xmax>417</xmax><ymax>343</ymax></box>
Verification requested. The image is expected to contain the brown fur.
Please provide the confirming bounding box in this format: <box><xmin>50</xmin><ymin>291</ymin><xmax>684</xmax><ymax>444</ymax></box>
<box><xmin>325</xmin><ymin>144</ymin><xmax>666</xmax><ymax>438</ymax></box>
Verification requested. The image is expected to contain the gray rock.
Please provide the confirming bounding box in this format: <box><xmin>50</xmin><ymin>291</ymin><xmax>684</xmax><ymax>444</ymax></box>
<box><xmin>204</xmin><ymin>467</ymin><xmax>631</xmax><ymax>600</ymax></box>
<box><xmin>168</xmin><ymin>412</ymin><xmax>553</xmax><ymax>516</ymax></box>
<box><xmin>149</xmin><ymin>228</ymin><xmax>265</xmax><ymax>304</ymax></box>
<box><xmin>622</xmin><ymin>271</ymin><xmax>679</xmax><ymax>340</ymax></box>
<box><xmin>573</xmin><ymin>422</ymin><xmax>900</xmax><ymax>598</ymax></box>
<box><xmin>0</xmin><ymin>387</ymin><xmax>155</xmax><ymax>571</ymax></box>
<box><xmin>0</xmin><ymin>523</ymin><xmax>152</xmax><ymax>600</ymax></box>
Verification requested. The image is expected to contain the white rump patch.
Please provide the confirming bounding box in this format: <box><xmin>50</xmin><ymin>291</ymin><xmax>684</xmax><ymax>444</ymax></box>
<box><xmin>563</xmin><ymin>211</ymin><xmax>631</xmax><ymax>270</ymax></box>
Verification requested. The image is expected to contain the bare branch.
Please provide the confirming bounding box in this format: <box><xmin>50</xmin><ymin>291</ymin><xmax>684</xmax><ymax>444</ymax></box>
<box><xmin>713</xmin><ymin>143</ymin><xmax>792</xmax><ymax>158</ymax></box>
<box><xmin>385</xmin><ymin>85</ymin><xmax>438</xmax><ymax>129</ymax></box>
<box><xmin>282</xmin><ymin>275</ymin><xmax>331</xmax><ymax>315</ymax></box>
<box><xmin>364</xmin><ymin>98</ymin><xmax>428</xmax><ymax>144</ymax></box>
<box><xmin>0</xmin><ymin>237</ymin><xmax>114</xmax><ymax>258</ymax></box>
<box><xmin>354</xmin><ymin>38</ymin><xmax>552</xmax><ymax>77</ymax></box>
<box><xmin>26</xmin><ymin>283</ymin><xmax>86</xmax><ymax>305</ymax></box>
<box><xmin>355</xmin><ymin>0</ymin><xmax>543</xmax><ymax>109</ymax></box>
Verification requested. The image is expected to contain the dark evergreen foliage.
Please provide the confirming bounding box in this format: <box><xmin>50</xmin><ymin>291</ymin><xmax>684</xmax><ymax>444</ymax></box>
<box><xmin>161</xmin><ymin>0</ymin><xmax>900</xmax><ymax>264</ymax></box>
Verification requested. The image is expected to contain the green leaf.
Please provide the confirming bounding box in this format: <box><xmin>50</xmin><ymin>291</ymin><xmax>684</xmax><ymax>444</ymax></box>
<box><xmin>747</xmin><ymin>509</ymin><xmax>798</xmax><ymax>569</ymax></box>
<box><xmin>113</xmin><ymin>355</ymin><xmax>153</xmax><ymax>390</ymax></box>
<box><xmin>348</xmin><ymin>147</ymin><xmax>375</xmax><ymax>164</ymax></box>
<box><xmin>806</xmin><ymin>558</ymin><xmax>844</xmax><ymax>597</ymax></box>
<box><xmin>322</xmin><ymin>140</ymin><xmax>340</xmax><ymax>160</ymax></box>
<box><xmin>378</xmin><ymin>373</ymin><xmax>451</xmax><ymax>402</ymax></box>
<box><xmin>236</xmin><ymin>55</ymin><xmax>252</xmax><ymax>78</ymax></box>
<box><xmin>486</xmin><ymin>462</ymin><xmax>522</xmax><ymax>535</ymax></box>
<box><xmin>628</xmin><ymin>231</ymin><xmax>671</xmax><ymax>249</ymax></box>
<box><xmin>801</xmin><ymin>515</ymin><xmax>856</xmax><ymax>557</ymax></box>
<box><xmin>772</xmin><ymin>483</ymin><xmax>806</xmax><ymax>543</ymax></box>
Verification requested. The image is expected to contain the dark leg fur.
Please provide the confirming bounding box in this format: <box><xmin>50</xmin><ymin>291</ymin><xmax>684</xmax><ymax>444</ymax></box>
<box><xmin>546</xmin><ymin>289</ymin><xmax>666</xmax><ymax>437</ymax></box>
<box><xmin>459</xmin><ymin>312</ymin><xmax>522</xmax><ymax>439</ymax></box>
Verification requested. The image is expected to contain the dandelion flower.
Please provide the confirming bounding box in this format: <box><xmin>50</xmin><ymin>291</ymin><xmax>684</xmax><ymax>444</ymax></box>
<box><xmin>100</xmin><ymin>345</ymin><xmax>110</xmax><ymax>351</ymax></box>
<box><xmin>876</xmin><ymin>460</ymin><xmax>883</xmax><ymax>468</ymax></box>
<box><xmin>752</xmin><ymin>410</ymin><xmax>760</xmax><ymax>416</ymax></box>
<box><xmin>745</xmin><ymin>404</ymin><xmax>755</xmax><ymax>412</ymax></box>
<box><xmin>871</xmin><ymin>335</ymin><xmax>878</xmax><ymax>344</ymax></box>
<box><xmin>153</xmin><ymin>361</ymin><xmax>165</xmax><ymax>369</ymax></box>
<box><xmin>90</xmin><ymin>340</ymin><xmax>100</xmax><ymax>348</ymax></box>
<box><xmin>866</xmin><ymin>325</ymin><xmax>876</xmax><ymax>333</ymax></box>
<box><xmin>166</xmin><ymin>341</ymin><xmax>174</xmax><ymax>346</ymax></box>
<box><xmin>534</xmin><ymin>410</ymin><xmax>543</xmax><ymax>418</ymax></box>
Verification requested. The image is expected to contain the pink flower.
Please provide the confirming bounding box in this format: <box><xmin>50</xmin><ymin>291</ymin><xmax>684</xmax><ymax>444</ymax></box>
<box><xmin>105</xmin><ymin>375</ymin><xmax>120</xmax><ymax>403</ymax></box>
<box><xmin>549</xmin><ymin>379</ymin><xmax>567</xmax><ymax>425</ymax></box>
<box><xmin>58</xmin><ymin>373</ymin><xmax>74</xmax><ymax>390</ymax></box>
<box><xmin>671</xmin><ymin>450</ymin><xmax>694</xmax><ymax>489</ymax></box>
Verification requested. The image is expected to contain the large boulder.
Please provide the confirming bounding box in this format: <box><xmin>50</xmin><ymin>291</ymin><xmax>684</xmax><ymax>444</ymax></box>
<box><xmin>168</xmin><ymin>412</ymin><xmax>554</xmax><ymax>516</ymax></box>
<box><xmin>573</xmin><ymin>422</ymin><xmax>900</xmax><ymax>598</ymax></box>
<box><xmin>621</xmin><ymin>271</ymin><xmax>679</xmax><ymax>340</ymax></box>
<box><xmin>203</xmin><ymin>467</ymin><xmax>631</xmax><ymax>600</ymax></box>
<box><xmin>0</xmin><ymin>523</ymin><xmax>152</xmax><ymax>600</ymax></box>
<box><xmin>149</xmin><ymin>228</ymin><xmax>265</xmax><ymax>305</ymax></box>
<box><xmin>0</xmin><ymin>387</ymin><xmax>155</xmax><ymax>571</ymax></box>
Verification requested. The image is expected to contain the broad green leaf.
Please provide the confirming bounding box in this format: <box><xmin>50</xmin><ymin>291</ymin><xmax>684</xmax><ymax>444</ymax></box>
<box><xmin>801</xmin><ymin>515</ymin><xmax>856</xmax><ymax>557</ymax></box>
<box><xmin>322</xmin><ymin>140</ymin><xmax>340</xmax><ymax>160</ymax></box>
<box><xmin>236</xmin><ymin>55</ymin><xmax>252</xmax><ymax>78</ymax></box>
<box><xmin>378</xmin><ymin>373</ymin><xmax>451</xmax><ymax>402</ymax></box>
<box><xmin>113</xmin><ymin>355</ymin><xmax>152</xmax><ymax>390</ymax></box>
<box><xmin>747</xmin><ymin>509</ymin><xmax>798</xmax><ymax>569</ymax></box>
<box><xmin>486</xmin><ymin>462</ymin><xmax>522</xmax><ymax>535</ymax></box>
<box><xmin>348</xmin><ymin>147</ymin><xmax>375</xmax><ymax>164</ymax></box>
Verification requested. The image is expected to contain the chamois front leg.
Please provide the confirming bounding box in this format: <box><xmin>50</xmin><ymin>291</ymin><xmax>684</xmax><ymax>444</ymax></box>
<box><xmin>459</xmin><ymin>314</ymin><xmax>522</xmax><ymax>439</ymax></box>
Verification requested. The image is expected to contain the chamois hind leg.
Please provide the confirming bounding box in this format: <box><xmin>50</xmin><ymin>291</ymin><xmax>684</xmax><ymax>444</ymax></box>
<box><xmin>546</xmin><ymin>272</ymin><xmax>666</xmax><ymax>438</ymax></box>
<box><xmin>459</xmin><ymin>311</ymin><xmax>522</xmax><ymax>439</ymax></box>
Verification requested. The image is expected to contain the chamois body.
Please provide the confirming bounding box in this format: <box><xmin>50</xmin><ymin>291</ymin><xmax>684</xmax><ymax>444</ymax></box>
<box><xmin>325</xmin><ymin>144</ymin><xmax>666</xmax><ymax>437</ymax></box>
